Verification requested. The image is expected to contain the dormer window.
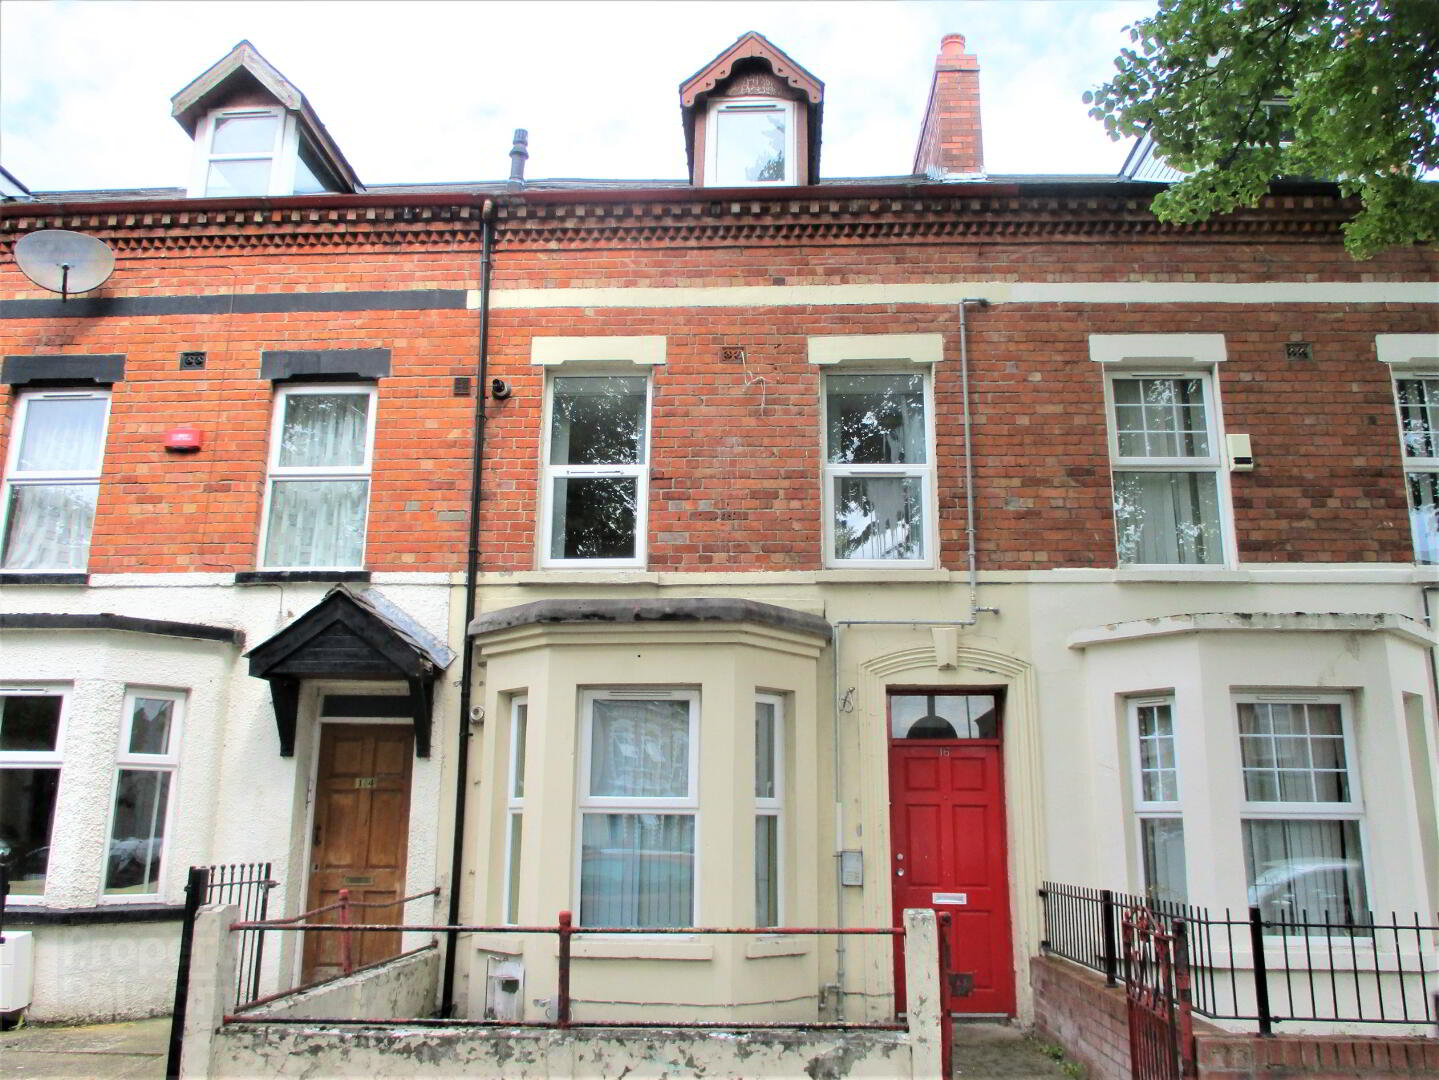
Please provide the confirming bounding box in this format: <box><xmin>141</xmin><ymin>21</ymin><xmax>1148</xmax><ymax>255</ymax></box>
<box><xmin>680</xmin><ymin>32</ymin><xmax>824</xmax><ymax>189</ymax></box>
<box><xmin>707</xmin><ymin>98</ymin><xmax>796</xmax><ymax>186</ymax></box>
<box><xmin>173</xmin><ymin>40</ymin><xmax>361</xmax><ymax>199</ymax></box>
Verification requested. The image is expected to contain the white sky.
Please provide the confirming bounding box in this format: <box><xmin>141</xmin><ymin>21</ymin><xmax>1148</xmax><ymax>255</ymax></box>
<box><xmin>0</xmin><ymin>0</ymin><xmax>1157</xmax><ymax>192</ymax></box>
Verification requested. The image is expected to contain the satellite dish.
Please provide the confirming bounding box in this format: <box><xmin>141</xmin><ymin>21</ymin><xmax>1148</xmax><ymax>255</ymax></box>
<box><xmin>14</xmin><ymin>230</ymin><xmax>116</xmax><ymax>301</ymax></box>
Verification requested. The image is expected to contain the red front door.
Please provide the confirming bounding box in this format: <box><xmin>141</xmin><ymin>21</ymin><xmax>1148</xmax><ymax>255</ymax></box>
<box><xmin>889</xmin><ymin>738</ymin><xmax>1015</xmax><ymax>1016</ymax></box>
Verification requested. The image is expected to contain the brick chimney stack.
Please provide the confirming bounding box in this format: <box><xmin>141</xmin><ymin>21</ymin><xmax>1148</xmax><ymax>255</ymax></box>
<box><xmin>913</xmin><ymin>33</ymin><xmax>984</xmax><ymax>178</ymax></box>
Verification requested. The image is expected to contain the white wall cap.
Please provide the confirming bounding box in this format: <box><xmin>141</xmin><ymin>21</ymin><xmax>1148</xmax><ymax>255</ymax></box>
<box><xmin>807</xmin><ymin>333</ymin><xmax>944</xmax><ymax>366</ymax></box>
<box><xmin>1376</xmin><ymin>333</ymin><xmax>1439</xmax><ymax>368</ymax></box>
<box><xmin>1088</xmin><ymin>333</ymin><xmax>1227</xmax><ymax>366</ymax></box>
<box><xmin>1068</xmin><ymin>611</ymin><xmax>1433</xmax><ymax>650</ymax></box>
<box><xmin>531</xmin><ymin>336</ymin><xmax>666</xmax><ymax>367</ymax></box>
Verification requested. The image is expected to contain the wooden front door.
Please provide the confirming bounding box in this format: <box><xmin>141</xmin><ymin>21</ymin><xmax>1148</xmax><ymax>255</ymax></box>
<box><xmin>303</xmin><ymin>723</ymin><xmax>414</xmax><ymax>982</ymax></box>
<box><xmin>889</xmin><ymin>739</ymin><xmax>1015</xmax><ymax>1016</ymax></box>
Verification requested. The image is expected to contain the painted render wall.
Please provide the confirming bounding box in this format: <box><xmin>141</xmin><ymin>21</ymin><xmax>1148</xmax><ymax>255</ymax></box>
<box><xmin>0</xmin><ymin>574</ymin><xmax>459</xmax><ymax>1020</ymax></box>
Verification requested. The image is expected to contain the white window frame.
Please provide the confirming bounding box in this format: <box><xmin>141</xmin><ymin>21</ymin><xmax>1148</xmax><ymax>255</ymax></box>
<box><xmin>540</xmin><ymin>372</ymin><xmax>652</xmax><ymax>569</ymax></box>
<box><xmin>1128</xmin><ymin>694</ymin><xmax>1186</xmax><ymax>903</ymax></box>
<box><xmin>0</xmin><ymin>685</ymin><xmax>67</xmax><ymax>901</ymax></box>
<box><xmin>257</xmin><ymin>383</ymin><xmax>377</xmax><ymax>570</ymax></box>
<box><xmin>1390</xmin><ymin>372</ymin><xmax>1439</xmax><ymax>564</ymax></box>
<box><xmin>189</xmin><ymin>106</ymin><xmax>300</xmax><ymax>198</ymax></box>
<box><xmin>821</xmin><ymin>370</ymin><xmax>937</xmax><ymax>568</ymax></box>
<box><xmin>1235</xmin><ymin>692</ymin><xmax>1369</xmax><ymax>929</ymax></box>
<box><xmin>755</xmin><ymin>692</ymin><xmax>784</xmax><ymax>927</ymax></box>
<box><xmin>504</xmin><ymin>696</ymin><xmax>527</xmax><ymax>924</ymax></box>
<box><xmin>1105</xmin><ymin>370</ymin><xmax>1232</xmax><ymax>567</ymax></box>
<box><xmin>575</xmin><ymin>688</ymin><xmax>700</xmax><ymax>927</ymax></box>
<box><xmin>101</xmin><ymin>688</ymin><xmax>184</xmax><ymax>902</ymax></box>
<box><xmin>704</xmin><ymin>97</ymin><xmax>798</xmax><ymax>187</ymax></box>
<box><xmin>1</xmin><ymin>389</ymin><xmax>111</xmax><ymax>572</ymax></box>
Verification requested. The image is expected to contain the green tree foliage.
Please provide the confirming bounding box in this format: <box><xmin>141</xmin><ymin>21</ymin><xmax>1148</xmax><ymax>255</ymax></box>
<box><xmin>1085</xmin><ymin>0</ymin><xmax>1439</xmax><ymax>258</ymax></box>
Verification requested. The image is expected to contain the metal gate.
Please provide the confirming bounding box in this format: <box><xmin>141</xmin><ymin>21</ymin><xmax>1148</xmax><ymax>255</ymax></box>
<box><xmin>1122</xmin><ymin>906</ymin><xmax>1195</xmax><ymax>1080</ymax></box>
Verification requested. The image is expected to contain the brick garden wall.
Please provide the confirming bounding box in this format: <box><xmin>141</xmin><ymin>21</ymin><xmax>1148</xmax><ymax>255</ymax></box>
<box><xmin>1030</xmin><ymin>956</ymin><xmax>1439</xmax><ymax>1080</ymax></box>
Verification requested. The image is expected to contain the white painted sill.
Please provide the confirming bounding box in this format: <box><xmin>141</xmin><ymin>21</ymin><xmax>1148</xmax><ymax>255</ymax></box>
<box><xmin>745</xmin><ymin>936</ymin><xmax>810</xmax><ymax>959</ymax></box>
<box><xmin>566</xmin><ymin>937</ymin><xmax>714</xmax><ymax>961</ymax></box>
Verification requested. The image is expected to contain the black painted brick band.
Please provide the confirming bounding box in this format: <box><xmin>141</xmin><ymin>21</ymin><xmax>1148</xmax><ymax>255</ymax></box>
<box><xmin>0</xmin><ymin>289</ymin><xmax>467</xmax><ymax>320</ymax></box>
<box><xmin>2</xmin><ymin>354</ymin><xmax>125</xmax><ymax>385</ymax></box>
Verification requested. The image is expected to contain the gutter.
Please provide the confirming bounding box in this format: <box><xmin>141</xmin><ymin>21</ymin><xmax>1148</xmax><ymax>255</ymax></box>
<box><xmin>439</xmin><ymin>196</ymin><xmax>496</xmax><ymax>1017</ymax></box>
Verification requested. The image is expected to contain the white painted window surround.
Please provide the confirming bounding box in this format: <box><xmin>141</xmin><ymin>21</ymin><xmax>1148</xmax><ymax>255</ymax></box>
<box><xmin>504</xmin><ymin>697</ymin><xmax>527</xmax><ymax>924</ymax></box>
<box><xmin>0</xmin><ymin>687</ymin><xmax>67</xmax><ymax>899</ymax></box>
<box><xmin>1381</xmin><ymin>336</ymin><xmax>1439</xmax><ymax>565</ymax></box>
<box><xmin>1092</xmin><ymin>334</ymin><xmax>1234</xmax><ymax>568</ymax></box>
<box><xmin>187</xmin><ymin>107</ymin><xmax>332</xmax><ymax>199</ymax></box>
<box><xmin>1129</xmin><ymin>695</ymin><xmax>1186</xmax><ymax>903</ymax></box>
<box><xmin>810</xmin><ymin>334</ymin><xmax>942</xmax><ymax>569</ymax></box>
<box><xmin>754</xmin><ymin>693</ymin><xmax>783</xmax><ymax>927</ymax></box>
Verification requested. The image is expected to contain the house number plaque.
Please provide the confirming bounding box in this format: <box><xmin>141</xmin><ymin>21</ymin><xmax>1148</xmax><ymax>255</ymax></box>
<box><xmin>353</xmin><ymin>777</ymin><xmax>376</xmax><ymax>789</ymax></box>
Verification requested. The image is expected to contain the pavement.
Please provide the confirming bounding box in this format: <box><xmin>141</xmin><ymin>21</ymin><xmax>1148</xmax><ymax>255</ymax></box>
<box><xmin>0</xmin><ymin>1015</ymin><xmax>1082</xmax><ymax>1079</ymax></box>
<box><xmin>0</xmin><ymin>1017</ymin><xmax>168</xmax><ymax>1079</ymax></box>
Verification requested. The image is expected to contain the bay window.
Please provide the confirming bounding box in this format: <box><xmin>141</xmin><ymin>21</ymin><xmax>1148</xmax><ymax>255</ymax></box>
<box><xmin>104</xmin><ymin>689</ymin><xmax>183</xmax><ymax>896</ymax></box>
<box><xmin>260</xmin><ymin>385</ymin><xmax>376</xmax><ymax>569</ymax></box>
<box><xmin>824</xmin><ymin>372</ymin><xmax>933</xmax><ymax>566</ymax></box>
<box><xmin>1108</xmin><ymin>374</ymin><xmax>1225</xmax><ymax>565</ymax></box>
<box><xmin>578</xmin><ymin>690</ymin><xmax>697</xmax><ymax>927</ymax></box>
<box><xmin>543</xmin><ymin>375</ymin><xmax>650</xmax><ymax>567</ymax></box>
<box><xmin>1</xmin><ymin>390</ymin><xmax>110</xmax><ymax>571</ymax></box>
<box><xmin>1393</xmin><ymin>375</ymin><xmax>1439</xmax><ymax>563</ymax></box>
<box><xmin>1238</xmin><ymin>695</ymin><xmax>1368</xmax><ymax>928</ymax></box>
<box><xmin>1129</xmin><ymin>696</ymin><xmax>1186</xmax><ymax>904</ymax></box>
<box><xmin>0</xmin><ymin>689</ymin><xmax>65</xmax><ymax>896</ymax></box>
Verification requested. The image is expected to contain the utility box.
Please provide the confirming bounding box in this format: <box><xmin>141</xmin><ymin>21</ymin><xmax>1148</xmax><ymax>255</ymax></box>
<box><xmin>0</xmin><ymin>931</ymin><xmax>35</xmax><ymax>1015</ymax></box>
<box><xmin>483</xmin><ymin>955</ymin><xmax>524</xmax><ymax>1022</ymax></box>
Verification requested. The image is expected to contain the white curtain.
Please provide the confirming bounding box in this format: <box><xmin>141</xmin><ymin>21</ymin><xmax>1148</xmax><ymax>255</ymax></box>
<box><xmin>580</xmin><ymin>813</ymin><xmax>695</xmax><ymax>927</ymax></box>
<box><xmin>277</xmin><ymin>394</ymin><xmax>369</xmax><ymax>467</ymax></box>
<box><xmin>1113</xmin><ymin>471</ymin><xmax>1221</xmax><ymax>564</ymax></box>
<box><xmin>589</xmin><ymin>699</ymin><xmax>690</xmax><ymax>797</ymax></box>
<box><xmin>1244</xmin><ymin>819</ymin><xmax>1367</xmax><ymax>927</ymax></box>
<box><xmin>17</xmin><ymin>397</ymin><xmax>107</xmax><ymax>472</ymax></box>
<box><xmin>263</xmin><ymin>480</ymin><xmax>368</xmax><ymax>567</ymax></box>
<box><xmin>2</xmin><ymin>484</ymin><xmax>97</xmax><ymax>569</ymax></box>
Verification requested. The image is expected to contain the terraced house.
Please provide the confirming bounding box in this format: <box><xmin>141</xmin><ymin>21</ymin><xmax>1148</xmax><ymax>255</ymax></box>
<box><xmin>1</xmin><ymin>29</ymin><xmax>1435</xmax><ymax>1068</ymax></box>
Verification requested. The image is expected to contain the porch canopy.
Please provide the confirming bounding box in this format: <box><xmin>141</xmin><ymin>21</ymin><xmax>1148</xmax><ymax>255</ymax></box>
<box><xmin>246</xmin><ymin>586</ymin><xmax>452</xmax><ymax>757</ymax></box>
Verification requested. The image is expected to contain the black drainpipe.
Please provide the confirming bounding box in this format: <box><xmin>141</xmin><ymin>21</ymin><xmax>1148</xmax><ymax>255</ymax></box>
<box><xmin>440</xmin><ymin>196</ymin><xmax>497</xmax><ymax>1017</ymax></box>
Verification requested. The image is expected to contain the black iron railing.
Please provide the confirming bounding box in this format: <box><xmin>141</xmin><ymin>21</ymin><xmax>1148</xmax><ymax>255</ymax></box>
<box><xmin>1039</xmin><ymin>881</ymin><xmax>1438</xmax><ymax>1031</ymax></box>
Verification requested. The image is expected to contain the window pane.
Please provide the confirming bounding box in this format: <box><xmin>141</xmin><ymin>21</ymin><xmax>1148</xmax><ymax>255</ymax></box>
<box><xmin>580</xmin><ymin>813</ymin><xmax>694</xmax><ymax>927</ymax></box>
<box><xmin>1407</xmin><ymin>471</ymin><xmax>1439</xmax><ymax>564</ymax></box>
<box><xmin>277</xmin><ymin>393</ymin><xmax>371</xmax><ymax>468</ymax></box>
<box><xmin>1141</xmin><ymin>818</ymin><xmax>1187</xmax><ymax>904</ymax></box>
<box><xmin>826</xmin><ymin>375</ymin><xmax>926</xmax><ymax>465</ymax></box>
<box><xmin>890</xmin><ymin>692</ymin><xmax>999</xmax><ymax>739</ymax></box>
<box><xmin>205</xmin><ymin>158</ymin><xmax>272</xmax><ymax>197</ymax></box>
<box><xmin>1396</xmin><ymin>379</ymin><xmax>1439</xmax><ymax>458</ymax></box>
<box><xmin>506</xmin><ymin>813</ymin><xmax>523</xmax><ymax>923</ymax></box>
<box><xmin>590</xmin><ymin>698</ymin><xmax>690</xmax><ymax>798</ymax></box>
<box><xmin>715</xmin><ymin>107</ymin><xmax>787</xmax><ymax>183</ymax></box>
<box><xmin>755</xmin><ymin>701</ymin><xmax>776</xmax><ymax>799</ymax></box>
<box><xmin>756</xmin><ymin>815</ymin><xmax>779</xmax><ymax>926</ymax></box>
<box><xmin>1113</xmin><ymin>378</ymin><xmax>1210</xmax><ymax>458</ymax></box>
<box><xmin>0</xmin><ymin>695</ymin><xmax>62</xmax><ymax>752</ymax></box>
<box><xmin>211</xmin><ymin>113</ymin><xmax>279</xmax><ymax>154</ymax></box>
<box><xmin>511</xmin><ymin>702</ymin><xmax>527</xmax><ymax>799</ymax></box>
<box><xmin>17</xmin><ymin>397</ymin><xmax>108</xmax><ymax>472</ymax></box>
<box><xmin>1241</xmin><ymin>702</ymin><xmax>1351</xmax><ymax>803</ymax></box>
<box><xmin>1113</xmin><ymin>470</ymin><xmax>1222</xmax><ymax>564</ymax></box>
<box><xmin>128</xmin><ymin>697</ymin><xmax>175</xmax><ymax>756</ymax></box>
<box><xmin>2</xmin><ymin>483</ymin><xmax>98</xmax><ymax>570</ymax></box>
<box><xmin>1244</xmin><ymin>819</ymin><xmax>1367</xmax><ymax>926</ymax></box>
<box><xmin>833</xmin><ymin>476</ymin><xmax>925</xmax><ymax>562</ymax></box>
<box><xmin>550</xmin><ymin>476</ymin><xmax>637</xmax><ymax>560</ymax></box>
<box><xmin>263</xmin><ymin>479</ymin><xmax>369</xmax><ymax>567</ymax></box>
<box><xmin>0</xmin><ymin>766</ymin><xmax>61</xmax><ymax>894</ymax></box>
<box><xmin>549</xmin><ymin>377</ymin><xmax>646</xmax><ymax>466</ymax></box>
<box><xmin>104</xmin><ymin>770</ymin><xmax>171</xmax><ymax>894</ymax></box>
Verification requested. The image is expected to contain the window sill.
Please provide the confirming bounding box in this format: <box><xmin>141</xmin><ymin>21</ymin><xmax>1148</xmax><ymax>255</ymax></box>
<box><xmin>745</xmin><ymin>936</ymin><xmax>810</xmax><ymax>959</ymax></box>
<box><xmin>566</xmin><ymin>937</ymin><xmax>714</xmax><ymax>961</ymax></box>
<box><xmin>235</xmin><ymin>570</ymin><xmax>371</xmax><ymax>585</ymax></box>
<box><xmin>0</xmin><ymin>572</ymin><xmax>89</xmax><ymax>586</ymax></box>
<box><xmin>3</xmin><ymin>903</ymin><xmax>186</xmax><ymax>925</ymax></box>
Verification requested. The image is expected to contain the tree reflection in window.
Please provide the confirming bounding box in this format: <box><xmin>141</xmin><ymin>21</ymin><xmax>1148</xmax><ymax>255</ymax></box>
<box><xmin>548</xmin><ymin>376</ymin><xmax>647</xmax><ymax>562</ymax></box>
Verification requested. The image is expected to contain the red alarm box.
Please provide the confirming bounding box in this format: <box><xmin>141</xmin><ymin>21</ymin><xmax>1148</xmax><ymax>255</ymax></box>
<box><xmin>164</xmin><ymin>427</ymin><xmax>203</xmax><ymax>451</ymax></box>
